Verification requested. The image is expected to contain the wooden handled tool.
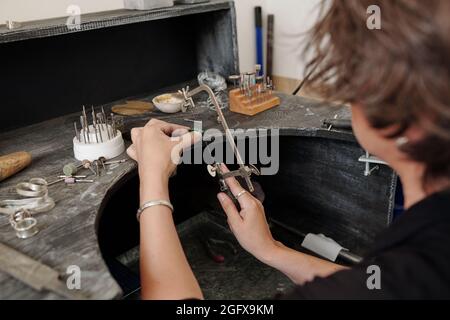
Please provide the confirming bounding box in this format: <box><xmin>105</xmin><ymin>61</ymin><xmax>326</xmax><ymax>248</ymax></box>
<box><xmin>0</xmin><ymin>151</ymin><xmax>32</xmax><ymax>182</ymax></box>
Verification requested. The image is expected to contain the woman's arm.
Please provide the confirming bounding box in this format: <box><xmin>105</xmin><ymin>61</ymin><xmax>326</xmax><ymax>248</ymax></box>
<box><xmin>259</xmin><ymin>242</ymin><xmax>347</xmax><ymax>285</ymax></box>
<box><xmin>217</xmin><ymin>165</ymin><xmax>347</xmax><ymax>285</ymax></box>
<box><xmin>128</xmin><ymin>119</ymin><xmax>203</xmax><ymax>300</ymax></box>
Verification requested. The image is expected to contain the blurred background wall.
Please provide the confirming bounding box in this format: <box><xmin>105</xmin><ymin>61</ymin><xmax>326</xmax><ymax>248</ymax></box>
<box><xmin>0</xmin><ymin>0</ymin><xmax>322</xmax><ymax>93</ymax></box>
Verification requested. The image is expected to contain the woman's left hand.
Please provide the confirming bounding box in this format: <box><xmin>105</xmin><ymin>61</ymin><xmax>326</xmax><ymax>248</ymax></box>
<box><xmin>127</xmin><ymin>119</ymin><xmax>201</xmax><ymax>197</ymax></box>
<box><xmin>217</xmin><ymin>164</ymin><xmax>280</xmax><ymax>263</ymax></box>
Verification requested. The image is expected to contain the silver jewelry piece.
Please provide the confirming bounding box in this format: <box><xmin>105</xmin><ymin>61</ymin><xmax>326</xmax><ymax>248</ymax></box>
<box><xmin>10</xmin><ymin>209</ymin><xmax>39</xmax><ymax>239</ymax></box>
<box><xmin>136</xmin><ymin>200</ymin><xmax>174</xmax><ymax>222</ymax></box>
<box><xmin>0</xmin><ymin>178</ymin><xmax>55</xmax><ymax>215</ymax></box>
<box><xmin>396</xmin><ymin>136</ymin><xmax>410</xmax><ymax>148</ymax></box>
<box><xmin>235</xmin><ymin>190</ymin><xmax>248</xmax><ymax>199</ymax></box>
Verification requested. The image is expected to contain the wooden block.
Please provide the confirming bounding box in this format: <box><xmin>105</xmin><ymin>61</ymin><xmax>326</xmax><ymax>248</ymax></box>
<box><xmin>229</xmin><ymin>88</ymin><xmax>280</xmax><ymax>116</ymax></box>
<box><xmin>112</xmin><ymin>100</ymin><xmax>154</xmax><ymax>116</ymax></box>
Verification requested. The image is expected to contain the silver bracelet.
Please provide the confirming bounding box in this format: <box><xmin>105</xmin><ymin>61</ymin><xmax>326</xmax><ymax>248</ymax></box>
<box><xmin>136</xmin><ymin>200</ymin><xmax>174</xmax><ymax>222</ymax></box>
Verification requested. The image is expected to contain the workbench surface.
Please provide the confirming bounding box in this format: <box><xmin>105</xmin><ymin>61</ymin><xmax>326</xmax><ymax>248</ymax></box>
<box><xmin>0</xmin><ymin>91</ymin><xmax>352</xmax><ymax>299</ymax></box>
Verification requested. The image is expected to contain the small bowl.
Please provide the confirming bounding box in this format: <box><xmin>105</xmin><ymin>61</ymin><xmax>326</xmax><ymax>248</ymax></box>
<box><xmin>152</xmin><ymin>93</ymin><xmax>184</xmax><ymax>114</ymax></box>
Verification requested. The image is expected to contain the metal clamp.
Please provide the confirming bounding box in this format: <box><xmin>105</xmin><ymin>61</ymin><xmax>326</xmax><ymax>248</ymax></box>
<box><xmin>358</xmin><ymin>151</ymin><xmax>388</xmax><ymax>176</ymax></box>
<box><xmin>207</xmin><ymin>163</ymin><xmax>260</xmax><ymax>195</ymax></box>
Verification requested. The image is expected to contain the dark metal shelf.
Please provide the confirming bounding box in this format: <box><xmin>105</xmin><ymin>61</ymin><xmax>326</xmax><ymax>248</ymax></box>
<box><xmin>0</xmin><ymin>0</ymin><xmax>233</xmax><ymax>44</ymax></box>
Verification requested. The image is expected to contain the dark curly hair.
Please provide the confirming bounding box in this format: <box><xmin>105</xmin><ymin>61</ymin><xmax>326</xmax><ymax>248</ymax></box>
<box><xmin>304</xmin><ymin>0</ymin><xmax>450</xmax><ymax>184</ymax></box>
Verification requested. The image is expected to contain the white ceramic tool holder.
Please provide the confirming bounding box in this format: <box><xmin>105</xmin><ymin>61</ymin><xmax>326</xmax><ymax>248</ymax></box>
<box><xmin>73</xmin><ymin>124</ymin><xmax>125</xmax><ymax>162</ymax></box>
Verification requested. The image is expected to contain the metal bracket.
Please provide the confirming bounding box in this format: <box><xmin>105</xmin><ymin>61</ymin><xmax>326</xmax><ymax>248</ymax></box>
<box><xmin>358</xmin><ymin>151</ymin><xmax>388</xmax><ymax>176</ymax></box>
<box><xmin>180</xmin><ymin>84</ymin><xmax>260</xmax><ymax>192</ymax></box>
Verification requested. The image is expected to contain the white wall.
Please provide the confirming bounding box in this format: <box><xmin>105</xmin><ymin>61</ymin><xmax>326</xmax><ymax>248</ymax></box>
<box><xmin>233</xmin><ymin>0</ymin><xmax>267</xmax><ymax>73</ymax></box>
<box><xmin>235</xmin><ymin>0</ymin><xmax>321</xmax><ymax>79</ymax></box>
<box><xmin>0</xmin><ymin>0</ymin><xmax>321</xmax><ymax>79</ymax></box>
<box><xmin>0</xmin><ymin>0</ymin><xmax>123</xmax><ymax>22</ymax></box>
<box><xmin>266</xmin><ymin>0</ymin><xmax>321</xmax><ymax>79</ymax></box>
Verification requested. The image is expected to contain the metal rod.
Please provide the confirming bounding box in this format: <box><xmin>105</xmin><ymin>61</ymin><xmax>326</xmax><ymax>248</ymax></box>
<box><xmin>102</xmin><ymin>107</ymin><xmax>111</xmax><ymax>140</ymax></box>
<box><xmin>104</xmin><ymin>159</ymin><xmax>128</xmax><ymax>165</ymax></box>
<box><xmin>82</xmin><ymin>106</ymin><xmax>90</xmax><ymax>144</ymax></box>
<box><xmin>80</xmin><ymin>116</ymin><xmax>87</xmax><ymax>144</ymax></box>
<box><xmin>91</xmin><ymin>107</ymin><xmax>99</xmax><ymax>143</ymax></box>
<box><xmin>111</xmin><ymin>113</ymin><xmax>116</xmax><ymax>138</ymax></box>
<box><xmin>74</xmin><ymin>122</ymin><xmax>80</xmax><ymax>142</ymax></box>
<box><xmin>97</xmin><ymin>122</ymin><xmax>103</xmax><ymax>143</ymax></box>
<box><xmin>91</xmin><ymin>106</ymin><xmax>97</xmax><ymax>123</ymax></box>
<box><xmin>181</xmin><ymin>84</ymin><xmax>254</xmax><ymax>192</ymax></box>
<box><xmin>97</xmin><ymin>113</ymin><xmax>105</xmax><ymax>133</ymax></box>
<box><xmin>92</xmin><ymin>110</ymin><xmax>99</xmax><ymax>143</ymax></box>
<box><xmin>47</xmin><ymin>178</ymin><xmax>65</xmax><ymax>187</ymax></box>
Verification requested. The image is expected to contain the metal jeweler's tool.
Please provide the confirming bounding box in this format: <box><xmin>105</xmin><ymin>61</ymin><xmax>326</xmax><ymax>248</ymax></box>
<box><xmin>179</xmin><ymin>84</ymin><xmax>260</xmax><ymax>193</ymax></box>
<box><xmin>228</xmin><ymin>75</ymin><xmax>240</xmax><ymax>89</ymax></box>
<box><xmin>73</xmin><ymin>106</ymin><xmax>125</xmax><ymax>161</ymax></box>
<box><xmin>97</xmin><ymin>157</ymin><xmax>127</xmax><ymax>170</ymax></box>
<box><xmin>0</xmin><ymin>242</ymin><xmax>88</xmax><ymax>299</ymax></box>
<box><xmin>103</xmin><ymin>159</ymin><xmax>128</xmax><ymax>165</ymax></box>
<box><xmin>58</xmin><ymin>175</ymin><xmax>87</xmax><ymax>179</ymax></box>
<box><xmin>63</xmin><ymin>177</ymin><xmax>94</xmax><ymax>184</ymax></box>
<box><xmin>82</xmin><ymin>160</ymin><xmax>97</xmax><ymax>176</ymax></box>
<box><xmin>63</xmin><ymin>163</ymin><xmax>83</xmax><ymax>177</ymax></box>
<box><xmin>63</xmin><ymin>160</ymin><xmax>97</xmax><ymax>177</ymax></box>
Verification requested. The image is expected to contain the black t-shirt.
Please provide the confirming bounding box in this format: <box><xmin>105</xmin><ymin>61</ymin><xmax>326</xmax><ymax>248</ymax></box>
<box><xmin>282</xmin><ymin>189</ymin><xmax>450</xmax><ymax>299</ymax></box>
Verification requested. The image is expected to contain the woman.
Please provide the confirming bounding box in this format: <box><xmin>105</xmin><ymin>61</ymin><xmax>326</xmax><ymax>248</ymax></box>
<box><xmin>127</xmin><ymin>0</ymin><xmax>450</xmax><ymax>299</ymax></box>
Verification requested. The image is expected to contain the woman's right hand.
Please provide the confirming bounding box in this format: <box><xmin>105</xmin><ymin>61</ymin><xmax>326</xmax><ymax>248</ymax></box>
<box><xmin>217</xmin><ymin>164</ymin><xmax>281</xmax><ymax>263</ymax></box>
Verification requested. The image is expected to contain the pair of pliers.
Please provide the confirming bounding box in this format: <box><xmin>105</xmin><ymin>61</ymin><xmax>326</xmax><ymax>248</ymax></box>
<box><xmin>200</xmin><ymin>235</ymin><xmax>238</xmax><ymax>264</ymax></box>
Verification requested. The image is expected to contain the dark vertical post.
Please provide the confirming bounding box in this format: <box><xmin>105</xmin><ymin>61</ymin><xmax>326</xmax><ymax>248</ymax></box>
<box><xmin>266</xmin><ymin>14</ymin><xmax>274</xmax><ymax>78</ymax></box>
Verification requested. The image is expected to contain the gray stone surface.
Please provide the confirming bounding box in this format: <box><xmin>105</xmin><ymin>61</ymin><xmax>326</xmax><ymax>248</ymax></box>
<box><xmin>0</xmin><ymin>90</ymin><xmax>376</xmax><ymax>299</ymax></box>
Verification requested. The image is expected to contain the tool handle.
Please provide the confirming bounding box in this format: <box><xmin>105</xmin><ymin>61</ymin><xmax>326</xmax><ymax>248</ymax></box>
<box><xmin>323</xmin><ymin>119</ymin><xmax>352</xmax><ymax>130</ymax></box>
<box><xmin>0</xmin><ymin>151</ymin><xmax>32</xmax><ymax>182</ymax></box>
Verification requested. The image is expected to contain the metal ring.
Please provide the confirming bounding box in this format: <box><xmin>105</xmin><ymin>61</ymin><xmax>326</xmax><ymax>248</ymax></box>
<box><xmin>29</xmin><ymin>178</ymin><xmax>48</xmax><ymax>186</ymax></box>
<box><xmin>16</xmin><ymin>178</ymin><xmax>49</xmax><ymax>197</ymax></box>
<box><xmin>10</xmin><ymin>210</ymin><xmax>39</xmax><ymax>239</ymax></box>
<box><xmin>235</xmin><ymin>190</ymin><xmax>248</xmax><ymax>199</ymax></box>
